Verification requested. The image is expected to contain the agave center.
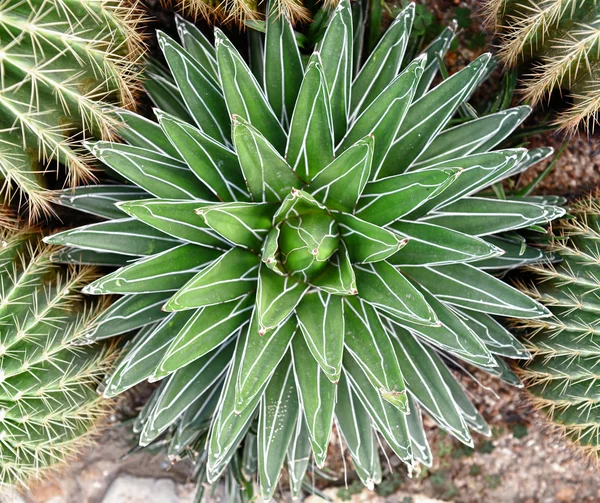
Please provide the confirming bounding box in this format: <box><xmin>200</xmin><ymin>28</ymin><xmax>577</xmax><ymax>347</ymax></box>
<box><xmin>278</xmin><ymin>212</ymin><xmax>340</xmax><ymax>280</ymax></box>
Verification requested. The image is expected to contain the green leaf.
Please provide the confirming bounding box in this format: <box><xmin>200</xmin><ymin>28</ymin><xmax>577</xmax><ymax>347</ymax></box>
<box><xmin>264</xmin><ymin>1</ymin><xmax>303</xmax><ymax>128</ymax></box>
<box><xmin>174</xmin><ymin>14</ymin><xmax>218</xmax><ymax>81</ymax></box>
<box><xmin>388</xmin><ymin>220</ymin><xmax>504</xmax><ymax>266</ymax></box>
<box><xmin>258</xmin><ymin>354</ymin><xmax>299</xmax><ymax>500</ymax></box>
<box><xmin>351</xmin><ymin>3</ymin><xmax>414</xmax><ymax>119</ymax></box>
<box><xmin>343</xmin><ymin>354</ymin><xmax>412</xmax><ymax>462</ymax></box>
<box><xmin>140</xmin><ymin>341</ymin><xmax>234</xmax><ymax>445</ymax></box>
<box><xmin>296</xmin><ymin>291</ymin><xmax>344</xmax><ymax>382</ymax></box>
<box><xmin>407</xmin><ymin>263</ymin><xmax>551</xmax><ymax>318</ymax></box>
<box><xmin>334</xmin><ymin>212</ymin><xmax>405</xmax><ymax>263</ymax></box>
<box><xmin>387</xmin><ymin>323</ymin><xmax>472</xmax><ymax>444</ymax></box>
<box><xmin>145</xmin><ymin>70</ymin><xmax>193</xmax><ymax>123</ymax></box>
<box><xmin>164</xmin><ymin>248</ymin><xmax>260</xmax><ymax>311</ymax></box>
<box><xmin>232</xmin><ymin>116</ymin><xmax>302</xmax><ymax>202</ymax></box>
<box><xmin>285</xmin><ymin>56</ymin><xmax>335</xmax><ymax>182</ymax></box>
<box><xmin>344</xmin><ymin>297</ymin><xmax>407</xmax><ymax>409</ymax></box>
<box><xmin>311</xmin><ymin>242</ymin><xmax>357</xmax><ymax>295</ymax></box>
<box><xmin>158</xmin><ymin>31</ymin><xmax>230</xmax><ymax>145</ymax></box>
<box><xmin>355</xmin><ymin>168</ymin><xmax>459</xmax><ymax>226</ymax></box>
<box><xmin>118</xmin><ymin>199</ymin><xmax>228</xmax><ymax>249</ymax></box>
<box><xmin>474</xmin><ymin>236</ymin><xmax>544</xmax><ymax>271</ymax></box>
<box><xmin>291</xmin><ymin>334</ymin><xmax>336</xmax><ymax>468</ymax></box>
<box><xmin>84</xmin><ymin>244</ymin><xmax>221</xmax><ymax>295</ymax></box>
<box><xmin>215</xmin><ymin>29</ymin><xmax>286</xmax><ymax>153</ymax></box>
<box><xmin>273</xmin><ymin>189</ymin><xmax>328</xmax><ymax>224</ymax></box>
<box><xmin>423</xmin><ymin>198</ymin><xmax>565</xmax><ymax>236</ymax></box>
<box><xmin>261</xmin><ymin>226</ymin><xmax>285</xmax><ymax>275</ymax></box>
<box><xmin>49</xmin><ymin>248</ymin><xmax>136</xmax><ymax>267</ymax></box>
<box><xmin>256</xmin><ymin>265</ymin><xmax>308</xmax><ymax>333</ymax></box>
<box><xmin>342</xmin><ymin>56</ymin><xmax>425</xmax><ymax>178</ymax></box>
<box><xmin>308</xmin><ymin>136</ymin><xmax>373</xmax><ymax>212</ymax></box>
<box><xmin>157</xmin><ymin>111</ymin><xmax>248</xmax><ymax>202</ymax></box>
<box><xmin>87</xmin><ymin>292</ymin><xmax>171</xmax><ymax>341</ymax></box>
<box><xmin>336</xmin><ymin>375</ymin><xmax>382</xmax><ymax>489</ymax></box>
<box><xmin>156</xmin><ymin>295</ymin><xmax>254</xmax><ymax>376</ymax></box>
<box><xmin>44</xmin><ymin>218</ymin><xmax>180</xmax><ymax>256</ymax></box>
<box><xmin>354</xmin><ymin>261</ymin><xmax>437</xmax><ymax>325</ymax></box>
<box><xmin>319</xmin><ymin>0</ymin><xmax>353</xmax><ymax>142</ymax></box>
<box><xmin>53</xmin><ymin>185</ymin><xmax>148</xmax><ymax>219</ymax></box>
<box><xmin>235</xmin><ymin>313</ymin><xmax>296</xmax><ymax>412</ymax></box>
<box><xmin>414</xmin><ymin>25</ymin><xmax>455</xmax><ymax>99</ymax></box>
<box><xmin>196</xmin><ymin>202</ymin><xmax>277</xmax><ymax>251</ymax></box>
<box><xmin>105</xmin><ymin>312</ymin><xmax>195</xmax><ymax>397</ymax></box>
<box><xmin>414</xmin><ymin>106</ymin><xmax>531</xmax><ymax>167</ymax></box>
<box><xmin>380</xmin><ymin>53</ymin><xmax>492</xmax><ymax>177</ymax></box>
<box><xmin>405</xmin><ymin>395</ymin><xmax>432</xmax><ymax>466</ymax></box>
<box><xmin>88</xmin><ymin>142</ymin><xmax>214</xmax><ymax>200</ymax></box>
<box><xmin>286</xmin><ymin>410</ymin><xmax>311</xmax><ymax>499</ymax></box>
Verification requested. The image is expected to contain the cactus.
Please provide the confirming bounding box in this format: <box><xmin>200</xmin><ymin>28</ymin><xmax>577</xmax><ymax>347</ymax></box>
<box><xmin>516</xmin><ymin>195</ymin><xmax>600</xmax><ymax>459</ymax></box>
<box><xmin>0</xmin><ymin>226</ymin><xmax>115</xmax><ymax>488</ymax></box>
<box><xmin>486</xmin><ymin>0</ymin><xmax>600</xmax><ymax>131</ymax></box>
<box><xmin>0</xmin><ymin>0</ymin><xmax>145</xmax><ymax>217</ymax></box>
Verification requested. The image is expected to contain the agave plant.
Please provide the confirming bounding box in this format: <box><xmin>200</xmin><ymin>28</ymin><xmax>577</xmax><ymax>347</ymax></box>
<box><xmin>485</xmin><ymin>0</ymin><xmax>600</xmax><ymax>131</ymax></box>
<box><xmin>46</xmin><ymin>2</ymin><xmax>565</xmax><ymax>498</ymax></box>
<box><xmin>0</xmin><ymin>226</ymin><xmax>115</xmax><ymax>488</ymax></box>
<box><xmin>516</xmin><ymin>195</ymin><xmax>600</xmax><ymax>460</ymax></box>
<box><xmin>0</xmin><ymin>0</ymin><xmax>145</xmax><ymax>216</ymax></box>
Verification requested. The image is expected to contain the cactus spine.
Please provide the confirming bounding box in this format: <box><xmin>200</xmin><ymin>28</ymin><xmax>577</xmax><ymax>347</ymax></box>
<box><xmin>0</xmin><ymin>0</ymin><xmax>145</xmax><ymax>217</ymax></box>
<box><xmin>486</xmin><ymin>0</ymin><xmax>600</xmax><ymax>131</ymax></box>
<box><xmin>517</xmin><ymin>195</ymin><xmax>600</xmax><ymax>459</ymax></box>
<box><xmin>0</xmin><ymin>226</ymin><xmax>115</xmax><ymax>488</ymax></box>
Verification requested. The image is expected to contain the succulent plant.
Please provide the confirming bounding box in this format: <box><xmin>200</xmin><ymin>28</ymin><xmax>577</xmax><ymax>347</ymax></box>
<box><xmin>486</xmin><ymin>0</ymin><xmax>600</xmax><ymax>131</ymax></box>
<box><xmin>0</xmin><ymin>226</ymin><xmax>115</xmax><ymax>488</ymax></box>
<box><xmin>0</xmin><ymin>0</ymin><xmax>145</xmax><ymax>216</ymax></box>
<box><xmin>516</xmin><ymin>195</ymin><xmax>600</xmax><ymax>460</ymax></box>
<box><xmin>46</xmin><ymin>2</ymin><xmax>565</xmax><ymax>498</ymax></box>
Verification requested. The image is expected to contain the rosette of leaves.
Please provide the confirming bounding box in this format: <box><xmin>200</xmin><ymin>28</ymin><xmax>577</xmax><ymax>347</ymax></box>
<box><xmin>46</xmin><ymin>2</ymin><xmax>564</xmax><ymax>498</ymax></box>
<box><xmin>516</xmin><ymin>196</ymin><xmax>600</xmax><ymax>460</ymax></box>
<box><xmin>0</xmin><ymin>0</ymin><xmax>145</xmax><ymax>216</ymax></box>
<box><xmin>0</xmin><ymin>226</ymin><xmax>115</xmax><ymax>488</ymax></box>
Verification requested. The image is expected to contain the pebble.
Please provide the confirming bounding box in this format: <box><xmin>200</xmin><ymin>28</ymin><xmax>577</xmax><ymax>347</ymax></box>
<box><xmin>101</xmin><ymin>475</ymin><xmax>194</xmax><ymax>503</ymax></box>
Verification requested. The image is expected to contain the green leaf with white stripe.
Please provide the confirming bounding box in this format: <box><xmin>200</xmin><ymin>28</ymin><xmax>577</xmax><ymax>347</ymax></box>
<box><xmin>336</xmin><ymin>375</ymin><xmax>382</xmax><ymax>489</ymax></box>
<box><xmin>53</xmin><ymin>185</ymin><xmax>148</xmax><ymax>219</ymax></box>
<box><xmin>291</xmin><ymin>333</ymin><xmax>336</xmax><ymax>468</ymax></box>
<box><xmin>312</xmin><ymin>242</ymin><xmax>357</xmax><ymax>295</ymax></box>
<box><xmin>156</xmin><ymin>295</ymin><xmax>254</xmax><ymax>377</ymax></box>
<box><xmin>84</xmin><ymin>244</ymin><xmax>221</xmax><ymax>295</ymax></box>
<box><xmin>264</xmin><ymin>1</ymin><xmax>303</xmax><ymax>128</ymax></box>
<box><xmin>105</xmin><ymin>311</ymin><xmax>195</xmax><ymax>397</ymax></box>
<box><xmin>174</xmin><ymin>15</ymin><xmax>218</xmax><ymax>81</ymax></box>
<box><xmin>157</xmin><ymin>31</ymin><xmax>230</xmax><ymax>145</ymax></box>
<box><xmin>157</xmin><ymin>111</ymin><xmax>248</xmax><ymax>202</ymax></box>
<box><xmin>257</xmin><ymin>354</ymin><xmax>299</xmax><ymax>500</ymax></box>
<box><xmin>164</xmin><ymin>248</ymin><xmax>260</xmax><ymax>311</ymax></box>
<box><xmin>196</xmin><ymin>202</ymin><xmax>276</xmax><ymax>251</ymax></box>
<box><xmin>256</xmin><ymin>265</ymin><xmax>308</xmax><ymax>333</ymax></box>
<box><xmin>344</xmin><ymin>296</ymin><xmax>407</xmax><ymax>410</ymax></box>
<box><xmin>145</xmin><ymin>70</ymin><xmax>193</xmax><ymax>123</ymax></box>
<box><xmin>273</xmin><ymin>189</ymin><xmax>328</xmax><ymax>224</ymax></box>
<box><xmin>379</xmin><ymin>53</ymin><xmax>492</xmax><ymax>178</ymax></box>
<box><xmin>296</xmin><ymin>291</ymin><xmax>344</xmax><ymax>383</ymax></box>
<box><xmin>334</xmin><ymin>212</ymin><xmax>406</xmax><ymax>263</ymax></box>
<box><xmin>414</xmin><ymin>25</ymin><xmax>455</xmax><ymax>99</ymax></box>
<box><xmin>407</xmin><ymin>263</ymin><xmax>551</xmax><ymax>318</ymax></box>
<box><xmin>50</xmin><ymin>248</ymin><xmax>136</xmax><ymax>267</ymax></box>
<box><xmin>215</xmin><ymin>29</ymin><xmax>286</xmax><ymax>153</ymax></box>
<box><xmin>387</xmin><ymin>323</ymin><xmax>472</xmax><ymax>444</ymax></box>
<box><xmin>286</xmin><ymin>410</ymin><xmax>311</xmax><ymax>499</ymax></box>
<box><xmin>355</xmin><ymin>168</ymin><xmax>460</xmax><ymax>226</ymax></box>
<box><xmin>341</xmin><ymin>56</ymin><xmax>425</xmax><ymax>175</ymax></box>
<box><xmin>118</xmin><ymin>199</ymin><xmax>227</xmax><ymax>248</ymax></box>
<box><xmin>474</xmin><ymin>236</ymin><xmax>544</xmax><ymax>271</ymax></box>
<box><xmin>44</xmin><ymin>218</ymin><xmax>180</xmax><ymax>257</ymax></box>
<box><xmin>388</xmin><ymin>220</ymin><xmax>504</xmax><ymax>266</ymax></box>
<box><xmin>261</xmin><ymin>227</ymin><xmax>285</xmax><ymax>275</ymax></box>
<box><xmin>354</xmin><ymin>261</ymin><xmax>437</xmax><ymax>325</ymax></box>
<box><xmin>88</xmin><ymin>142</ymin><xmax>213</xmax><ymax>200</ymax></box>
<box><xmin>405</xmin><ymin>395</ymin><xmax>432</xmax><ymax>466</ymax></box>
<box><xmin>308</xmin><ymin>136</ymin><xmax>373</xmax><ymax>212</ymax></box>
<box><xmin>319</xmin><ymin>0</ymin><xmax>353</xmax><ymax>142</ymax></box>
<box><xmin>87</xmin><ymin>292</ymin><xmax>171</xmax><ymax>341</ymax></box>
<box><xmin>235</xmin><ymin>313</ymin><xmax>296</xmax><ymax>412</ymax></box>
<box><xmin>350</xmin><ymin>3</ymin><xmax>414</xmax><ymax>119</ymax></box>
<box><xmin>286</xmin><ymin>57</ymin><xmax>335</xmax><ymax>182</ymax></box>
<box><xmin>232</xmin><ymin>116</ymin><xmax>302</xmax><ymax>202</ymax></box>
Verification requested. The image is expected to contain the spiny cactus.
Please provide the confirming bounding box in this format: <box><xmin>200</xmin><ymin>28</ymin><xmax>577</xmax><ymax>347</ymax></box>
<box><xmin>0</xmin><ymin>226</ymin><xmax>115</xmax><ymax>488</ymax></box>
<box><xmin>0</xmin><ymin>0</ymin><xmax>145</xmax><ymax>217</ymax></box>
<box><xmin>486</xmin><ymin>0</ymin><xmax>600</xmax><ymax>131</ymax></box>
<box><xmin>516</xmin><ymin>195</ymin><xmax>600</xmax><ymax>459</ymax></box>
